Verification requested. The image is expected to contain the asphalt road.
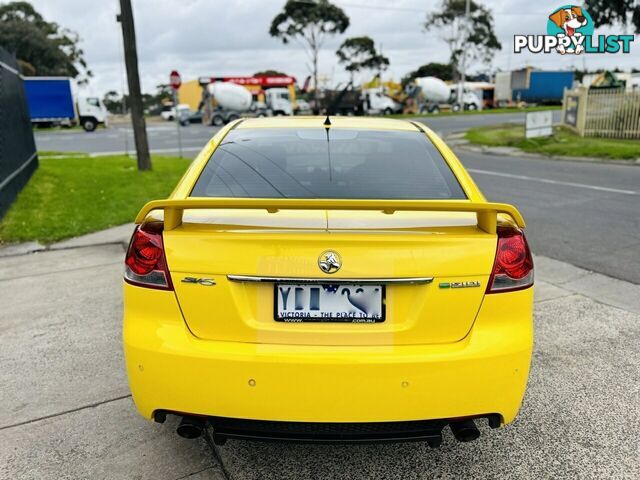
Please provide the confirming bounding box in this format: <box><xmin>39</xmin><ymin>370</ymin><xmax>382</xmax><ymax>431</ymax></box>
<box><xmin>34</xmin><ymin>111</ymin><xmax>562</xmax><ymax>156</ymax></box>
<box><xmin>455</xmin><ymin>150</ymin><xmax>640</xmax><ymax>284</ymax></box>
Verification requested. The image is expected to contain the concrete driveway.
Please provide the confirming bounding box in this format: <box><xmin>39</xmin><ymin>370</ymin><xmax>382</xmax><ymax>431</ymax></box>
<box><xmin>1</xmin><ymin>225</ymin><xmax>638</xmax><ymax>480</ymax></box>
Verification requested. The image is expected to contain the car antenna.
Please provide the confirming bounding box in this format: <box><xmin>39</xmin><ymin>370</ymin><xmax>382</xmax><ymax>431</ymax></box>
<box><xmin>323</xmin><ymin>116</ymin><xmax>332</xmax><ymax>182</ymax></box>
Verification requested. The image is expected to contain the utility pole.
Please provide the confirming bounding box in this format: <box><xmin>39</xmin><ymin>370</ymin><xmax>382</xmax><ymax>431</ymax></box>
<box><xmin>117</xmin><ymin>0</ymin><xmax>151</xmax><ymax>171</ymax></box>
<box><xmin>457</xmin><ymin>0</ymin><xmax>471</xmax><ymax>113</ymax></box>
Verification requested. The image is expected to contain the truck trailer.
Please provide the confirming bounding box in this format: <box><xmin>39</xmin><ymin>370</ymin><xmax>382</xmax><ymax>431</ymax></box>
<box><xmin>512</xmin><ymin>70</ymin><xmax>574</xmax><ymax>104</ymax></box>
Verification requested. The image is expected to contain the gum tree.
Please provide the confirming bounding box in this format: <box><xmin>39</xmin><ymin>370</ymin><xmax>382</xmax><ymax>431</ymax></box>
<box><xmin>336</xmin><ymin>36</ymin><xmax>389</xmax><ymax>84</ymax></box>
<box><xmin>270</xmin><ymin>0</ymin><xmax>349</xmax><ymax>107</ymax></box>
<box><xmin>424</xmin><ymin>0</ymin><xmax>500</xmax><ymax>80</ymax></box>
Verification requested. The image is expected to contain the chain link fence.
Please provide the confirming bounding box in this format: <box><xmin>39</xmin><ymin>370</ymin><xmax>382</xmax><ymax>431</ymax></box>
<box><xmin>0</xmin><ymin>48</ymin><xmax>38</xmax><ymax>220</ymax></box>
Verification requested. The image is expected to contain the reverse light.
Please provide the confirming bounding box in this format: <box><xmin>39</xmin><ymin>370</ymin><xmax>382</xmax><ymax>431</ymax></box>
<box><xmin>487</xmin><ymin>226</ymin><xmax>534</xmax><ymax>293</ymax></box>
<box><xmin>124</xmin><ymin>222</ymin><xmax>173</xmax><ymax>290</ymax></box>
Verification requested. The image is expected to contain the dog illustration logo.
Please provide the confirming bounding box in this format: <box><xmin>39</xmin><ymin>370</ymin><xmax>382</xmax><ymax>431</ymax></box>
<box><xmin>547</xmin><ymin>5</ymin><xmax>594</xmax><ymax>54</ymax></box>
<box><xmin>515</xmin><ymin>6</ymin><xmax>633</xmax><ymax>56</ymax></box>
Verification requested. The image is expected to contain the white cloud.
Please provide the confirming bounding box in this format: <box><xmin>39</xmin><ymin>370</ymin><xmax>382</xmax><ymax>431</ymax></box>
<box><xmin>25</xmin><ymin>0</ymin><xmax>639</xmax><ymax>96</ymax></box>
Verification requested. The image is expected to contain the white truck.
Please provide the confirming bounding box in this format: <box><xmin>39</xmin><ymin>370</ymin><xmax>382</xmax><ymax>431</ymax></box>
<box><xmin>362</xmin><ymin>89</ymin><xmax>401</xmax><ymax>115</ymax></box>
<box><xmin>203</xmin><ymin>82</ymin><xmax>254</xmax><ymax>126</ymax></box>
<box><xmin>204</xmin><ymin>82</ymin><xmax>294</xmax><ymax>126</ymax></box>
<box><xmin>23</xmin><ymin>77</ymin><xmax>108</xmax><ymax>132</ymax></box>
<box><xmin>264</xmin><ymin>88</ymin><xmax>294</xmax><ymax>116</ymax></box>
<box><xmin>449</xmin><ymin>84</ymin><xmax>483</xmax><ymax>111</ymax></box>
<box><xmin>411</xmin><ymin>77</ymin><xmax>452</xmax><ymax>114</ymax></box>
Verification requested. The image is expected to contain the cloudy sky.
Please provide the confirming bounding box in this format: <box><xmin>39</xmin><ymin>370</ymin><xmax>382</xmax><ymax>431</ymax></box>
<box><xmin>27</xmin><ymin>0</ymin><xmax>638</xmax><ymax>97</ymax></box>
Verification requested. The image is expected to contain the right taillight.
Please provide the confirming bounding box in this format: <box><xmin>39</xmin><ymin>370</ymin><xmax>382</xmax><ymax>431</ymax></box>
<box><xmin>124</xmin><ymin>222</ymin><xmax>173</xmax><ymax>291</ymax></box>
<box><xmin>486</xmin><ymin>226</ymin><xmax>534</xmax><ymax>293</ymax></box>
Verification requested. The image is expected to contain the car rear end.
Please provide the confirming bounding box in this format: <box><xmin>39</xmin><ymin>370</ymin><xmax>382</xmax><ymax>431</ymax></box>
<box><xmin>123</xmin><ymin>118</ymin><xmax>533</xmax><ymax>445</ymax></box>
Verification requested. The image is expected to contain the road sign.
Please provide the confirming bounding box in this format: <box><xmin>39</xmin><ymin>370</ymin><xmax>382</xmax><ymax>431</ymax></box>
<box><xmin>526</xmin><ymin>110</ymin><xmax>553</xmax><ymax>138</ymax></box>
<box><xmin>169</xmin><ymin>70</ymin><xmax>181</xmax><ymax>90</ymax></box>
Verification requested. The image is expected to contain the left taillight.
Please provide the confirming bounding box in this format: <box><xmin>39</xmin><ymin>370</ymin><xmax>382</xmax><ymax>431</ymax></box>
<box><xmin>124</xmin><ymin>222</ymin><xmax>173</xmax><ymax>291</ymax></box>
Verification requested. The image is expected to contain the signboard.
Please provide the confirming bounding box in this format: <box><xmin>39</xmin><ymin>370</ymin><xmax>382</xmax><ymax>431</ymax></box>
<box><xmin>525</xmin><ymin>110</ymin><xmax>553</xmax><ymax>138</ymax></box>
<box><xmin>199</xmin><ymin>75</ymin><xmax>297</xmax><ymax>87</ymax></box>
<box><xmin>169</xmin><ymin>70</ymin><xmax>181</xmax><ymax>90</ymax></box>
<box><xmin>564</xmin><ymin>94</ymin><xmax>580</xmax><ymax>127</ymax></box>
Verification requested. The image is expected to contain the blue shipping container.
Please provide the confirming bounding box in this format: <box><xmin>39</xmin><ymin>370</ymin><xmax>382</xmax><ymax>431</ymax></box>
<box><xmin>23</xmin><ymin>78</ymin><xmax>75</xmax><ymax>121</ymax></box>
<box><xmin>512</xmin><ymin>71</ymin><xmax>574</xmax><ymax>104</ymax></box>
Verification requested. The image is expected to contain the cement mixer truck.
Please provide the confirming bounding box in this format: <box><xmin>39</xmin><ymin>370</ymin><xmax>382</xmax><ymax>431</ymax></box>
<box><xmin>203</xmin><ymin>82</ymin><xmax>254</xmax><ymax>126</ymax></box>
<box><xmin>202</xmin><ymin>82</ymin><xmax>294</xmax><ymax>126</ymax></box>
<box><xmin>406</xmin><ymin>77</ymin><xmax>452</xmax><ymax>114</ymax></box>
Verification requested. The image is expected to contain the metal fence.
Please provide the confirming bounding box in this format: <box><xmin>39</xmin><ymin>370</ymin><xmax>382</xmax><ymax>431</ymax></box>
<box><xmin>562</xmin><ymin>87</ymin><xmax>640</xmax><ymax>140</ymax></box>
<box><xmin>584</xmin><ymin>89</ymin><xmax>640</xmax><ymax>139</ymax></box>
<box><xmin>0</xmin><ymin>48</ymin><xmax>38</xmax><ymax>220</ymax></box>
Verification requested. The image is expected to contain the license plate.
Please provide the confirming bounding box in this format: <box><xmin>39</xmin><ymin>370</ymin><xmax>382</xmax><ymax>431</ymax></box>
<box><xmin>275</xmin><ymin>284</ymin><xmax>385</xmax><ymax>323</ymax></box>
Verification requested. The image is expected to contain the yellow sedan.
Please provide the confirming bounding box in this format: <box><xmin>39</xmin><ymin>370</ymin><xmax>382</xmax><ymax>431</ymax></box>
<box><xmin>123</xmin><ymin>117</ymin><xmax>533</xmax><ymax>446</ymax></box>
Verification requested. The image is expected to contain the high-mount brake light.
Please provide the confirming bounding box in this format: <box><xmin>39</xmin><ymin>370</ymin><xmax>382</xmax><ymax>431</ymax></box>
<box><xmin>124</xmin><ymin>222</ymin><xmax>173</xmax><ymax>290</ymax></box>
<box><xmin>486</xmin><ymin>226</ymin><xmax>534</xmax><ymax>294</ymax></box>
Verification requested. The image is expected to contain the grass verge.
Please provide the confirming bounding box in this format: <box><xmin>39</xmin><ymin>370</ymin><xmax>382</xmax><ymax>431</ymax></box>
<box><xmin>465</xmin><ymin>124</ymin><xmax>640</xmax><ymax>160</ymax></box>
<box><xmin>388</xmin><ymin>105</ymin><xmax>561</xmax><ymax>119</ymax></box>
<box><xmin>0</xmin><ymin>154</ymin><xmax>191</xmax><ymax>244</ymax></box>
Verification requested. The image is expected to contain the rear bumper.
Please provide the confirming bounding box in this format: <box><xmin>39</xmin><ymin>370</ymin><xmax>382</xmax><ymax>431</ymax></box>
<box><xmin>176</xmin><ymin>415</ymin><xmax>500</xmax><ymax>445</ymax></box>
<box><xmin>123</xmin><ymin>284</ymin><xmax>533</xmax><ymax>425</ymax></box>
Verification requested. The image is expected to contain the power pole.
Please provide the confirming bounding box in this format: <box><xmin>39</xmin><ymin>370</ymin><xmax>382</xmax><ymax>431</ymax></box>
<box><xmin>117</xmin><ymin>0</ymin><xmax>151</xmax><ymax>171</ymax></box>
<box><xmin>457</xmin><ymin>0</ymin><xmax>471</xmax><ymax>113</ymax></box>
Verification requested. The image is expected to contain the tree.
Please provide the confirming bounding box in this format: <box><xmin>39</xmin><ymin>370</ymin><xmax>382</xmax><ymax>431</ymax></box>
<box><xmin>584</xmin><ymin>0</ymin><xmax>640</xmax><ymax>32</ymax></box>
<box><xmin>0</xmin><ymin>1</ymin><xmax>91</xmax><ymax>82</ymax></box>
<box><xmin>401</xmin><ymin>62</ymin><xmax>453</xmax><ymax>87</ymax></box>
<box><xmin>336</xmin><ymin>36</ymin><xmax>389</xmax><ymax>83</ymax></box>
<box><xmin>103</xmin><ymin>90</ymin><xmax>125</xmax><ymax>114</ymax></box>
<box><xmin>424</xmin><ymin>0</ymin><xmax>500</xmax><ymax>80</ymax></box>
<box><xmin>270</xmin><ymin>0</ymin><xmax>349</xmax><ymax>107</ymax></box>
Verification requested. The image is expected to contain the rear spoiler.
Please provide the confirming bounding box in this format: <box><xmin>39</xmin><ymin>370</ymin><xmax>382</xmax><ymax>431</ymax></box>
<box><xmin>135</xmin><ymin>198</ymin><xmax>525</xmax><ymax>234</ymax></box>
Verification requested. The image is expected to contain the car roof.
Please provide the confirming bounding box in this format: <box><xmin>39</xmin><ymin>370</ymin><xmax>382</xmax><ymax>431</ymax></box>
<box><xmin>236</xmin><ymin>116</ymin><xmax>420</xmax><ymax>132</ymax></box>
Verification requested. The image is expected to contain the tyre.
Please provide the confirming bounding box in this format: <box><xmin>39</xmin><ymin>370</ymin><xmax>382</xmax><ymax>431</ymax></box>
<box><xmin>467</xmin><ymin>103</ymin><xmax>477</xmax><ymax>111</ymax></box>
<box><xmin>383</xmin><ymin>108</ymin><xmax>392</xmax><ymax>116</ymax></box>
<box><xmin>430</xmin><ymin>106</ymin><xmax>440</xmax><ymax>114</ymax></box>
<box><xmin>227</xmin><ymin>113</ymin><xmax>240</xmax><ymax>122</ymax></box>
<box><xmin>81</xmin><ymin>118</ymin><xmax>97</xmax><ymax>132</ymax></box>
<box><xmin>211</xmin><ymin>115</ymin><xmax>224</xmax><ymax>127</ymax></box>
<box><xmin>452</xmin><ymin>103</ymin><xmax>461</xmax><ymax>112</ymax></box>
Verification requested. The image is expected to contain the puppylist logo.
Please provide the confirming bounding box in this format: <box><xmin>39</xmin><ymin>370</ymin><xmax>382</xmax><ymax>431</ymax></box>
<box><xmin>514</xmin><ymin>5</ymin><xmax>635</xmax><ymax>55</ymax></box>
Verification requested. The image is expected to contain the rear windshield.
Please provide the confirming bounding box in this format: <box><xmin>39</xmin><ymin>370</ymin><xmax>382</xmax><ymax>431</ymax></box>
<box><xmin>191</xmin><ymin>128</ymin><xmax>466</xmax><ymax>199</ymax></box>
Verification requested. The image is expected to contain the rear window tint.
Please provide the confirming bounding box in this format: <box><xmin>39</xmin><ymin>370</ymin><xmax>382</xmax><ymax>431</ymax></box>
<box><xmin>191</xmin><ymin>128</ymin><xmax>466</xmax><ymax>200</ymax></box>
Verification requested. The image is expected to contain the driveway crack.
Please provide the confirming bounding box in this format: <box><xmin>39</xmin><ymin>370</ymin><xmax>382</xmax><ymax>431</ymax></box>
<box><xmin>0</xmin><ymin>394</ymin><xmax>132</xmax><ymax>431</ymax></box>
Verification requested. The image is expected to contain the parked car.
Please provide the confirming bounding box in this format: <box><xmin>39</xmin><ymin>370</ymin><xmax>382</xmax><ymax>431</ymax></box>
<box><xmin>123</xmin><ymin>116</ymin><xmax>534</xmax><ymax>446</ymax></box>
<box><xmin>177</xmin><ymin>106</ymin><xmax>203</xmax><ymax>126</ymax></box>
<box><xmin>160</xmin><ymin>104</ymin><xmax>175</xmax><ymax>121</ymax></box>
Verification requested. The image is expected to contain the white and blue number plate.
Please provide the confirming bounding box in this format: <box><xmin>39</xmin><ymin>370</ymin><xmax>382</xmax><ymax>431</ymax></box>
<box><xmin>275</xmin><ymin>283</ymin><xmax>385</xmax><ymax>323</ymax></box>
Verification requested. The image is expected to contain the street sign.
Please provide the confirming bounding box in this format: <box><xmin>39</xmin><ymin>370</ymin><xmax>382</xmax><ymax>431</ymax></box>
<box><xmin>169</xmin><ymin>70</ymin><xmax>181</xmax><ymax>90</ymax></box>
<box><xmin>525</xmin><ymin>110</ymin><xmax>553</xmax><ymax>139</ymax></box>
